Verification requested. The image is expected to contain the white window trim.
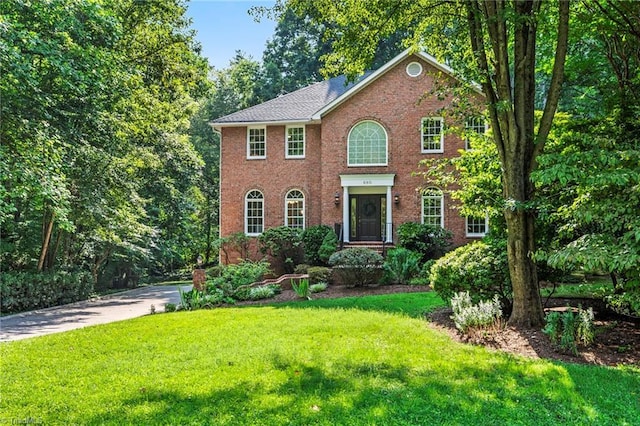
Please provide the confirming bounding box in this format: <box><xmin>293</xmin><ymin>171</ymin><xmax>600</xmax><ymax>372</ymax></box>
<box><xmin>465</xmin><ymin>215</ymin><xmax>489</xmax><ymax>237</ymax></box>
<box><xmin>421</xmin><ymin>117</ymin><xmax>444</xmax><ymax>154</ymax></box>
<box><xmin>284</xmin><ymin>189</ymin><xmax>305</xmax><ymax>229</ymax></box>
<box><xmin>465</xmin><ymin>117</ymin><xmax>488</xmax><ymax>151</ymax></box>
<box><xmin>285</xmin><ymin>125</ymin><xmax>305</xmax><ymax>159</ymax></box>
<box><xmin>406</xmin><ymin>61</ymin><xmax>423</xmax><ymax>77</ymax></box>
<box><xmin>347</xmin><ymin>120</ymin><xmax>389</xmax><ymax>167</ymax></box>
<box><xmin>421</xmin><ymin>190</ymin><xmax>444</xmax><ymax>228</ymax></box>
<box><xmin>247</xmin><ymin>126</ymin><xmax>266</xmax><ymax>160</ymax></box>
<box><xmin>245</xmin><ymin>190</ymin><xmax>264</xmax><ymax>236</ymax></box>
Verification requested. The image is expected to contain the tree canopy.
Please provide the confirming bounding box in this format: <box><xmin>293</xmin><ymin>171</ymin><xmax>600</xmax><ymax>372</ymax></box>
<box><xmin>1</xmin><ymin>0</ymin><xmax>209</xmax><ymax>285</ymax></box>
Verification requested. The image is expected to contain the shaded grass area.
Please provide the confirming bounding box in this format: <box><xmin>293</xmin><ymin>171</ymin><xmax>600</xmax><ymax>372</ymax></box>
<box><xmin>541</xmin><ymin>281</ymin><xmax>613</xmax><ymax>299</ymax></box>
<box><xmin>1</xmin><ymin>293</ymin><xmax>639</xmax><ymax>425</ymax></box>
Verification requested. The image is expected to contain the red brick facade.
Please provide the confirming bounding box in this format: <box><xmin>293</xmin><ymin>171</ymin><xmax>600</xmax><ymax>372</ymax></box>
<box><xmin>216</xmin><ymin>54</ymin><xmax>485</xmax><ymax>263</ymax></box>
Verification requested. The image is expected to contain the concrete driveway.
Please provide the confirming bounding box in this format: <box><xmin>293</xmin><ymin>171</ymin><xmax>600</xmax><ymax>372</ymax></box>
<box><xmin>0</xmin><ymin>285</ymin><xmax>191</xmax><ymax>342</ymax></box>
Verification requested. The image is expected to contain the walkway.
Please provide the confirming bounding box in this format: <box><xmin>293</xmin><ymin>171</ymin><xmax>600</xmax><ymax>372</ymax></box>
<box><xmin>0</xmin><ymin>285</ymin><xmax>190</xmax><ymax>342</ymax></box>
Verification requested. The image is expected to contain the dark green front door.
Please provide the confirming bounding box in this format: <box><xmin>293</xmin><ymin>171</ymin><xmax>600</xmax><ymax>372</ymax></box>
<box><xmin>350</xmin><ymin>194</ymin><xmax>383</xmax><ymax>241</ymax></box>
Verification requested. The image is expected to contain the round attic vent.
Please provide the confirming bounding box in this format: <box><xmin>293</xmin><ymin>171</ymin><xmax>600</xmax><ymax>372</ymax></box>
<box><xmin>406</xmin><ymin>61</ymin><xmax>423</xmax><ymax>77</ymax></box>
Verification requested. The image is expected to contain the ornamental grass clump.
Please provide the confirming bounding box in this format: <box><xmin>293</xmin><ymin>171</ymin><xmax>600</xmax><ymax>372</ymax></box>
<box><xmin>291</xmin><ymin>278</ymin><xmax>311</xmax><ymax>300</ymax></box>
<box><xmin>450</xmin><ymin>291</ymin><xmax>503</xmax><ymax>334</ymax></box>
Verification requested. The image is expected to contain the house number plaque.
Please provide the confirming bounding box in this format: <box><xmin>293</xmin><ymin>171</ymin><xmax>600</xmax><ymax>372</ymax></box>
<box><xmin>362</xmin><ymin>180</ymin><xmax>372</xmax><ymax>185</ymax></box>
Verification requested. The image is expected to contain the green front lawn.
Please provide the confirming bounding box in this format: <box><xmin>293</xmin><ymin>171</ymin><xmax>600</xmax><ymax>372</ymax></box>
<box><xmin>1</xmin><ymin>292</ymin><xmax>638</xmax><ymax>425</ymax></box>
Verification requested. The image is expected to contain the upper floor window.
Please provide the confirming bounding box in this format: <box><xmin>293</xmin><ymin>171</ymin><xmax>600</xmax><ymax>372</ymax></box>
<box><xmin>247</xmin><ymin>127</ymin><xmax>266</xmax><ymax>159</ymax></box>
<box><xmin>421</xmin><ymin>117</ymin><xmax>444</xmax><ymax>153</ymax></box>
<box><xmin>422</xmin><ymin>188</ymin><xmax>444</xmax><ymax>227</ymax></box>
<box><xmin>465</xmin><ymin>117</ymin><xmax>486</xmax><ymax>150</ymax></box>
<box><xmin>348</xmin><ymin>120</ymin><xmax>388</xmax><ymax>166</ymax></box>
<box><xmin>466</xmin><ymin>215</ymin><xmax>488</xmax><ymax>237</ymax></box>
<box><xmin>286</xmin><ymin>126</ymin><xmax>305</xmax><ymax>158</ymax></box>
<box><xmin>285</xmin><ymin>190</ymin><xmax>305</xmax><ymax>229</ymax></box>
<box><xmin>245</xmin><ymin>190</ymin><xmax>264</xmax><ymax>235</ymax></box>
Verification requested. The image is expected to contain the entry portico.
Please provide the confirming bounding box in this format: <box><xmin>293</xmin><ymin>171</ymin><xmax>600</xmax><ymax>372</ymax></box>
<box><xmin>340</xmin><ymin>174</ymin><xmax>395</xmax><ymax>243</ymax></box>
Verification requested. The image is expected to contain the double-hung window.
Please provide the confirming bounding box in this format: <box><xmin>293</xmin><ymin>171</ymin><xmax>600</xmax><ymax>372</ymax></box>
<box><xmin>247</xmin><ymin>127</ymin><xmax>266</xmax><ymax>159</ymax></box>
<box><xmin>422</xmin><ymin>188</ymin><xmax>444</xmax><ymax>227</ymax></box>
<box><xmin>421</xmin><ymin>117</ymin><xmax>444</xmax><ymax>153</ymax></box>
<box><xmin>286</xmin><ymin>126</ymin><xmax>305</xmax><ymax>158</ymax></box>
<box><xmin>245</xmin><ymin>190</ymin><xmax>264</xmax><ymax>235</ymax></box>
<box><xmin>285</xmin><ymin>190</ymin><xmax>305</xmax><ymax>229</ymax></box>
<box><xmin>465</xmin><ymin>117</ymin><xmax>486</xmax><ymax>150</ymax></box>
<box><xmin>466</xmin><ymin>215</ymin><xmax>488</xmax><ymax>237</ymax></box>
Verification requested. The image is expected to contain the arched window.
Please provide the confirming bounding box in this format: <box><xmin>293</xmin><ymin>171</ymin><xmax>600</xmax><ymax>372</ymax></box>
<box><xmin>347</xmin><ymin>121</ymin><xmax>388</xmax><ymax>166</ymax></box>
<box><xmin>245</xmin><ymin>190</ymin><xmax>264</xmax><ymax>235</ymax></box>
<box><xmin>285</xmin><ymin>190</ymin><xmax>305</xmax><ymax>229</ymax></box>
<box><xmin>422</xmin><ymin>188</ymin><xmax>444</xmax><ymax>227</ymax></box>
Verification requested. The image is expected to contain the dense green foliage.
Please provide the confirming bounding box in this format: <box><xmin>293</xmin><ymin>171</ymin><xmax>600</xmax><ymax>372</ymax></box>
<box><xmin>533</xmin><ymin>112</ymin><xmax>640</xmax><ymax>316</ymax></box>
<box><xmin>318</xmin><ymin>231</ymin><xmax>339</xmax><ymax>264</ymax></box>
<box><xmin>258</xmin><ymin>226</ymin><xmax>304</xmax><ymax>274</ymax></box>
<box><xmin>382</xmin><ymin>247</ymin><xmax>421</xmax><ymax>285</ymax></box>
<box><xmin>543</xmin><ymin>307</ymin><xmax>595</xmax><ymax>356</ymax></box>
<box><xmin>0</xmin><ymin>0</ymin><xmax>209</xmax><ymax>288</ymax></box>
<box><xmin>396</xmin><ymin>222</ymin><xmax>452</xmax><ymax>264</ymax></box>
<box><xmin>328</xmin><ymin>248</ymin><xmax>384</xmax><ymax>287</ymax></box>
<box><xmin>205</xmin><ymin>261</ymin><xmax>271</xmax><ymax>301</ymax></box>
<box><xmin>307</xmin><ymin>266</ymin><xmax>331</xmax><ymax>284</ymax></box>
<box><xmin>0</xmin><ymin>270</ymin><xmax>93</xmax><ymax>314</ymax></box>
<box><xmin>300</xmin><ymin>225</ymin><xmax>334</xmax><ymax>265</ymax></box>
<box><xmin>2</xmin><ymin>296</ymin><xmax>638</xmax><ymax>424</ymax></box>
<box><xmin>430</xmin><ymin>241</ymin><xmax>511</xmax><ymax>310</ymax></box>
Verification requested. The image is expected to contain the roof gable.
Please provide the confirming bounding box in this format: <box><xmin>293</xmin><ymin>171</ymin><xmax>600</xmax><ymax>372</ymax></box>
<box><xmin>210</xmin><ymin>73</ymin><xmax>371</xmax><ymax>127</ymax></box>
<box><xmin>210</xmin><ymin>49</ymin><xmax>478</xmax><ymax>127</ymax></box>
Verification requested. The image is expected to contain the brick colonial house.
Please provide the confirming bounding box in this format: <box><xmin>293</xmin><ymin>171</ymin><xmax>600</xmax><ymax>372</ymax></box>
<box><xmin>211</xmin><ymin>49</ymin><xmax>487</xmax><ymax>263</ymax></box>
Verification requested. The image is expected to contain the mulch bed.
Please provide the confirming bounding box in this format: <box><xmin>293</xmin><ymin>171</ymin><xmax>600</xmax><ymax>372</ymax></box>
<box><xmin>239</xmin><ymin>284</ymin><xmax>640</xmax><ymax>367</ymax></box>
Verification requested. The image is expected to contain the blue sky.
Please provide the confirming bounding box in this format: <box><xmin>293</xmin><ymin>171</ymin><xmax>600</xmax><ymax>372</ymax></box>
<box><xmin>186</xmin><ymin>0</ymin><xmax>277</xmax><ymax>70</ymax></box>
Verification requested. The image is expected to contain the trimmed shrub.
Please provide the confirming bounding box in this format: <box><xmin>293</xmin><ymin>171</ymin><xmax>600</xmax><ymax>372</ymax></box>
<box><xmin>294</xmin><ymin>264</ymin><xmax>311</xmax><ymax>274</ymax></box>
<box><xmin>1</xmin><ymin>270</ymin><xmax>94</xmax><ymax>314</ymax></box>
<box><xmin>382</xmin><ymin>247</ymin><xmax>421</xmax><ymax>285</ymax></box>
<box><xmin>307</xmin><ymin>266</ymin><xmax>331</xmax><ymax>284</ymax></box>
<box><xmin>397</xmin><ymin>222</ymin><xmax>453</xmax><ymax>263</ymax></box>
<box><xmin>329</xmin><ymin>248</ymin><xmax>384</xmax><ymax>287</ymax></box>
<box><xmin>258</xmin><ymin>226</ymin><xmax>303</xmax><ymax>273</ymax></box>
<box><xmin>429</xmin><ymin>240</ymin><xmax>511</xmax><ymax>310</ymax></box>
<box><xmin>309</xmin><ymin>282</ymin><xmax>328</xmax><ymax>293</ymax></box>
<box><xmin>301</xmin><ymin>225</ymin><xmax>334</xmax><ymax>265</ymax></box>
<box><xmin>318</xmin><ymin>231</ymin><xmax>339</xmax><ymax>264</ymax></box>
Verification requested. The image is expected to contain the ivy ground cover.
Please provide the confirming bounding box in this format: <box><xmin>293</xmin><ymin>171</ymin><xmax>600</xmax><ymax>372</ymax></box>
<box><xmin>1</xmin><ymin>293</ymin><xmax>638</xmax><ymax>425</ymax></box>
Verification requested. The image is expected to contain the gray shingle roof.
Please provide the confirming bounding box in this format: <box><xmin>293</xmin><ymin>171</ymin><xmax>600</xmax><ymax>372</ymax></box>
<box><xmin>211</xmin><ymin>73</ymin><xmax>372</xmax><ymax>125</ymax></box>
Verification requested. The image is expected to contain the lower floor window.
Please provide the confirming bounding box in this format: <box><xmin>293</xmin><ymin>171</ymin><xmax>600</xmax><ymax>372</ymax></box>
<box><xmin>245</xmin><ymin>190</ymin><xmax>264</xmax><ymax>235</ymax></box>
<box><xmin>422</xmin><ymin>189</ymin><xmax>443</xmax><ymax>227</ymax></box>
<box><xmin>285</xmin><ymin>190</ymin><xmax>305</xmax><ymax>229</ymax></box>
<box><xmin>466</xmin><ymin>215</ymin><xmax>488</xmax><ymax>237</ymax></box>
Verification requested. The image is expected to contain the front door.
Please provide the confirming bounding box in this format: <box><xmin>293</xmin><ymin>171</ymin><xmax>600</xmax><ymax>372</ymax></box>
<box><xmin>350</xmin><ymin>194</ymin><xmax>383</xmax><ymax>241</ymax></box>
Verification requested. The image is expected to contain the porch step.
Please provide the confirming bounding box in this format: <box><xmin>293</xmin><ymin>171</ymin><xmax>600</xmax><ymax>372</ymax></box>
<box><xmin>341</xmin><ymin>241</ymin><xmax>394</xmax><ymax>256</ymax></box>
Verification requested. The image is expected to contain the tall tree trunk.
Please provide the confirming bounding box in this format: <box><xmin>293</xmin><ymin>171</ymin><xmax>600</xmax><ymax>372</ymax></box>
<box><xmin>37</xmin><ymin>210</ymin><xmax>55</xmax><ymax>271</ymax></box>
<box><xmin>466</xmin><ymin>0</ymin><xmax>569</xmax><ymax>327</ymax></box>
<box><xmin>45</xmin><ymin>228</ymin><xmax>62</xmax><ymax>270</ymax></box>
